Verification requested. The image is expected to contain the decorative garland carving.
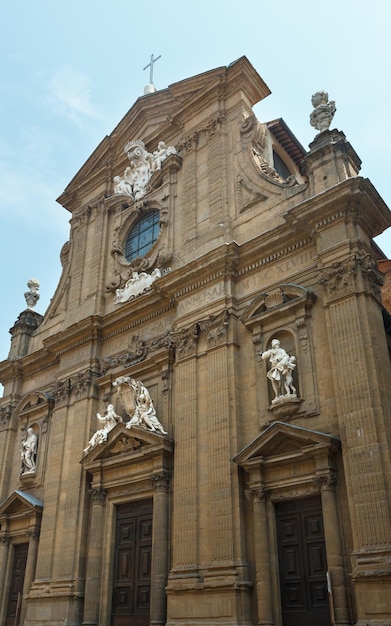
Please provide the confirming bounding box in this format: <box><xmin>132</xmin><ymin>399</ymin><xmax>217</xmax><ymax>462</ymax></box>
<box><xmin>100</xmin><ymin>331</ymin><xmax>172</xmax><ymax>375</ymax></box>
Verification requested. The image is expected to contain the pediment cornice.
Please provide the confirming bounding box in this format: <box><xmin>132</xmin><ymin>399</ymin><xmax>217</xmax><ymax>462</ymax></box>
<box><xmin>234</xmin><ymin>421</ymin><xmax>340</xmax><ymax>471</ymax></box>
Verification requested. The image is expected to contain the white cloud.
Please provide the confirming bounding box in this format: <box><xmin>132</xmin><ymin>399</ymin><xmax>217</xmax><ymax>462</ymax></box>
<box><xmin>48</xmin><ymin>65</ymin><xmax>103</xmax><ymax>124</ymax></box>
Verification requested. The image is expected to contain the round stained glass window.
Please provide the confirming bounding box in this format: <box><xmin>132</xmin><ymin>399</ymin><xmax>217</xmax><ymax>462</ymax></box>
<box><xmin>124</xmin><ymin>210</ymin><xmax>160</xmax><ymax>262</ymax></box>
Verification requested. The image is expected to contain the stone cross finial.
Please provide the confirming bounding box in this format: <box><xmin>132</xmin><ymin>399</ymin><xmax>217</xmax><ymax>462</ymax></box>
<box><xmin>310</xmin><ymin>91</ymin><xmax>336</xmax><ymax>133</ymax></box>
<box><xmin>24</xmin><ymin>278</ymin><xmax>40</xmax><ymax>309</ymax></box>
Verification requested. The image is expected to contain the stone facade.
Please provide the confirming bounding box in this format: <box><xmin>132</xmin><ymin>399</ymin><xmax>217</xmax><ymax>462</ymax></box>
<box><xmin>1</xmin><ymin>56</ymin><xmax>391</xmax><ymax>626</ymax></box>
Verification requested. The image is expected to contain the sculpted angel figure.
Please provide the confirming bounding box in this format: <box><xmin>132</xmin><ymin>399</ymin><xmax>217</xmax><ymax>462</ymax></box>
<box><xmin>261</xmin><ymin>339</ymin><xmax>297</xmax><ymax>402</ymax></box>
<box><xmin>83</xmin><ymin>404</ymin><xmax>122</xmax><ymax>453</ymax></box>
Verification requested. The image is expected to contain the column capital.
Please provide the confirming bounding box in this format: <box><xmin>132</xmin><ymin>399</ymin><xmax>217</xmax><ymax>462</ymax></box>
<box><xmin>245</xmin><ymin>486</ymin><xmax>270</xmax><ymax>502</ymax></box>
<box><xmin>314</xmin><ymin>471</ymin><xmax>337</xmax><ymax>491</ymax></box>
<box><xmin>89</xmin><ymin>487</ymin><xmax>106</xmax><ymax>505</ymax></box>
<box><xmin>27</xmin><ymin>527</ymin><xmax>40</xmax><ymax>541</ymax></box>
<box><xmin>152</xmin><ymin>472</ymin><xmax>171</xmax><ymax>492</ymax></box>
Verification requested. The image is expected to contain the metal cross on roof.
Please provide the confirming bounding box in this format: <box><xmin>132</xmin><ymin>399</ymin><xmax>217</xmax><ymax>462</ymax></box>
<box><xmin>143</xmin><ymin>53</ymin><xmax>161</xmax><ymax>85</ymax></box>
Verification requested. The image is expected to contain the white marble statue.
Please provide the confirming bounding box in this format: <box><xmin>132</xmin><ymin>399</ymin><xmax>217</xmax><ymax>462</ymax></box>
<box><xmin>261</xmin><ymin>339</ymin><xmax>297</xmax><ymax>403</ymax></box>
<box><xmin>113</xmin><ymin>139</ymin><xmax>177</xmax><ymax>201</ymax></box>
<box><xmin>83</xmin><ymin>404</ymin><xmax>122</xmax><ymax>453</ymax></box>
<box><xmin>21</xmin><ymin>427</ymin><xmax>38</xmax><ymax>474</ymax></box>
<box><xmin>113</xmin><ymin>175</ymin><xmax>132</xmax><ymax>196</ymax></box>
<box><xmin>310</xmin><ymin>91</ymin><xmax>336</xmax><ymax>133</ymax></box>
<box><xmin>152</xmin><ymin>141</ymin><xmax>177</xmax><ymax>170</ymax></box>
<box><xmin>113</xmin><ymin>375</ymin><xmax>167</xmax><ymax>434</ymax></box>
<box><xmin>114</xmin><ymin>268</ymin><xmax>161</xmax><ymax>304</ymax></box>
<box><xmin>24</xmin><ymin>278</ymin><xmax>40</xmax><ymax>310</ymax></box>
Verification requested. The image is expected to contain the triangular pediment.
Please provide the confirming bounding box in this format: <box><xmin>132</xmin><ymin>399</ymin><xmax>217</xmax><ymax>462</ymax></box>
<box><xmin>0</xmin><ymin>489</ymin><xmax>43</xmax><ymax>517</ymax></box>
<box><xmin>234</xmin><ymin>421</ymin><xmax>339</xmax><ymax>469</ymax></box>
<box><xmin>57</xmin><ymin>57</ymin><xmax>270</xmax><ymax>213</ymax></box>
<box><xmin>81</xmin><ymin>422</ymin><xmax>172</xmax><ymax>465</ymax></box>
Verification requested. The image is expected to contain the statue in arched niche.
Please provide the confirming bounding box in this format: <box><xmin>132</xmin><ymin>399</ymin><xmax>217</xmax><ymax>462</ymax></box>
<box><xmin>21</xmin><ymin>427</ymin><xmax>38</xmax><ymax>474</ymax></box>
<box><xmin>113</xmin><ymin>375</ymin><xmax>167</xmax><ymax>435</ymax></box>
<box><xmin>261</xmin><ymin>339</ymin><xmax>297</xmax><ymax>403</ymax></box>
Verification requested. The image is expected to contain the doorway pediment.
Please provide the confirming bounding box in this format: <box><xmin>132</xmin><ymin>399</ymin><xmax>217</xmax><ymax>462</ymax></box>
<box><xmin>234</xmin><ymin>421</ymin><xmax>340</xmax><ymax>470</ymax></box>
<box><xmin>81</xmin><ymin>423</ymin><xmax>174</xmax><ymax>488</ymax></box>
<box><xmin>0</xmin><ymin>490</ymin><xmax>43</xmax><ymax>517</ymax></box>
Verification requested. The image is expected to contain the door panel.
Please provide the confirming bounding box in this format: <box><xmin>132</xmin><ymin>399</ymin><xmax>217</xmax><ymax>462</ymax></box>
<box><xmin>111</xmin><ymin>500</ymin><xmax>153</xmax><ymax>626</ymax></box>
<box><xmin>276</xmin><ymin>496</ymin><xmax>331</xmax><ymax>626</ymax></box>
<box><xmin>5</xmin><ymin>543</ymin><xmax>28</xmax><ymax>626</ymax></box>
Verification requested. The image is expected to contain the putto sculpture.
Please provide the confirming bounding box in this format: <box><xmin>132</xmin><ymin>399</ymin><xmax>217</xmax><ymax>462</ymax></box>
<box><xmin>310</xmin><ymin>91</ymin><xmax>336</xmax><ymax>133</ymax></box>
<box><xmin>113</xmin><ymin>139</ymin><xmax>177</xmax><ymax>201</ymax></box>
<box><xmin>83</xmin><ymin>404</ymin><xmax>122</xmax><ymax>453</ymax></box>
<box><xmin>261</xmin><ymin>339</ymin><xmax>297</xmax><ymax>403</ymax></box>
<box><xmin>113</xmin><ymin>375</ymin><xmax>167</xmax><ymax>434</ymax></box>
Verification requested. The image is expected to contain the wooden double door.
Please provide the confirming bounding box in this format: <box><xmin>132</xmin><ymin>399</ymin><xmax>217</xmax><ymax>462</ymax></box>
<box><xmin>111</xmin><ymin>499</ymin><xmax>153</xmax><ymax>626</ymax></box>
<box><xmin>275</xmin><ymin>496</ymin><xmax>331</xmax><ymax>626</ymax></box>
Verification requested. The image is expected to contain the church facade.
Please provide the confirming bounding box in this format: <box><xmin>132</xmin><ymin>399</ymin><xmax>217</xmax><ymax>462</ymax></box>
<box><xmin>1</xmin><ymin>56</ymin><xmax>391</xmax><ymax>626</ymax></box>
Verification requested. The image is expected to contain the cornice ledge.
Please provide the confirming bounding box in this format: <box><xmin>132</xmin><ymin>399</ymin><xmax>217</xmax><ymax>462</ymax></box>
<box><xmin>284</xmin><ymin>177</ymin><xmax>391</xmax><ymax>238</ymax></box>
<box><xmin>43</xmin><ymin>315</ymin><xmax>104</xmax><ymax>356</ymax></box>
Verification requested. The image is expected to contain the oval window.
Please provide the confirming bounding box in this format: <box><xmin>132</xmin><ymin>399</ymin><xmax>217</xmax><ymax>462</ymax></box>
<box><xmin>124</xmin><ymin>210</ymin><xmax>160</xmax><ymax>262</ymax></box>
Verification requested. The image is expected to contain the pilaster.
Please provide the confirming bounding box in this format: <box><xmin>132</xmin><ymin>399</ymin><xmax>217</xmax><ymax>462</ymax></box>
<box><xmin>82</xmin><ymin>488</ymin><xmax>106</xmax><ymax>626</ymax></box>
<box><xmin>151</xmin><ymin>472</ymin><xmax>171</xmax><ymax>626</ymax></box>
<box><xmin>319</xmin><ymin>254</ymin><xmax>391</xmax><ymax>624</ymax></box>
<box><xmin>246</xmin><ymin>487</ymin><xmax>274</xmax><ymax>626</ymax></box>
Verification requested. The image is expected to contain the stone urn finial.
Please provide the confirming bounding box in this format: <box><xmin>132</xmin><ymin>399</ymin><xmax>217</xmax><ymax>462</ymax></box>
<box><xmin>310</xmin><ymin>91</ymin><xmax>336</xmax><ymax>133</ymax></box>
<box><xmin>24</xmin><ymin>278</ymin><xmax>40</xmax><ymax>310</ymax></box>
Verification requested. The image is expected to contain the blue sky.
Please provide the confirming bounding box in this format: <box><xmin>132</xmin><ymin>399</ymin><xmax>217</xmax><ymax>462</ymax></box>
<box><xmin>1</xmin><ymin>0</ymin><xmax>391</xmax><ymax>364</ymax></box>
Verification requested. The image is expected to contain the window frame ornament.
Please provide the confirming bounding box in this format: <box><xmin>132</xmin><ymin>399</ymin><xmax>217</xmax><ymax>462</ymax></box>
<box><xmin>106</xmin><ymin>200</ymin><xmax>171</xmax><ymax>294</ymax></box>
